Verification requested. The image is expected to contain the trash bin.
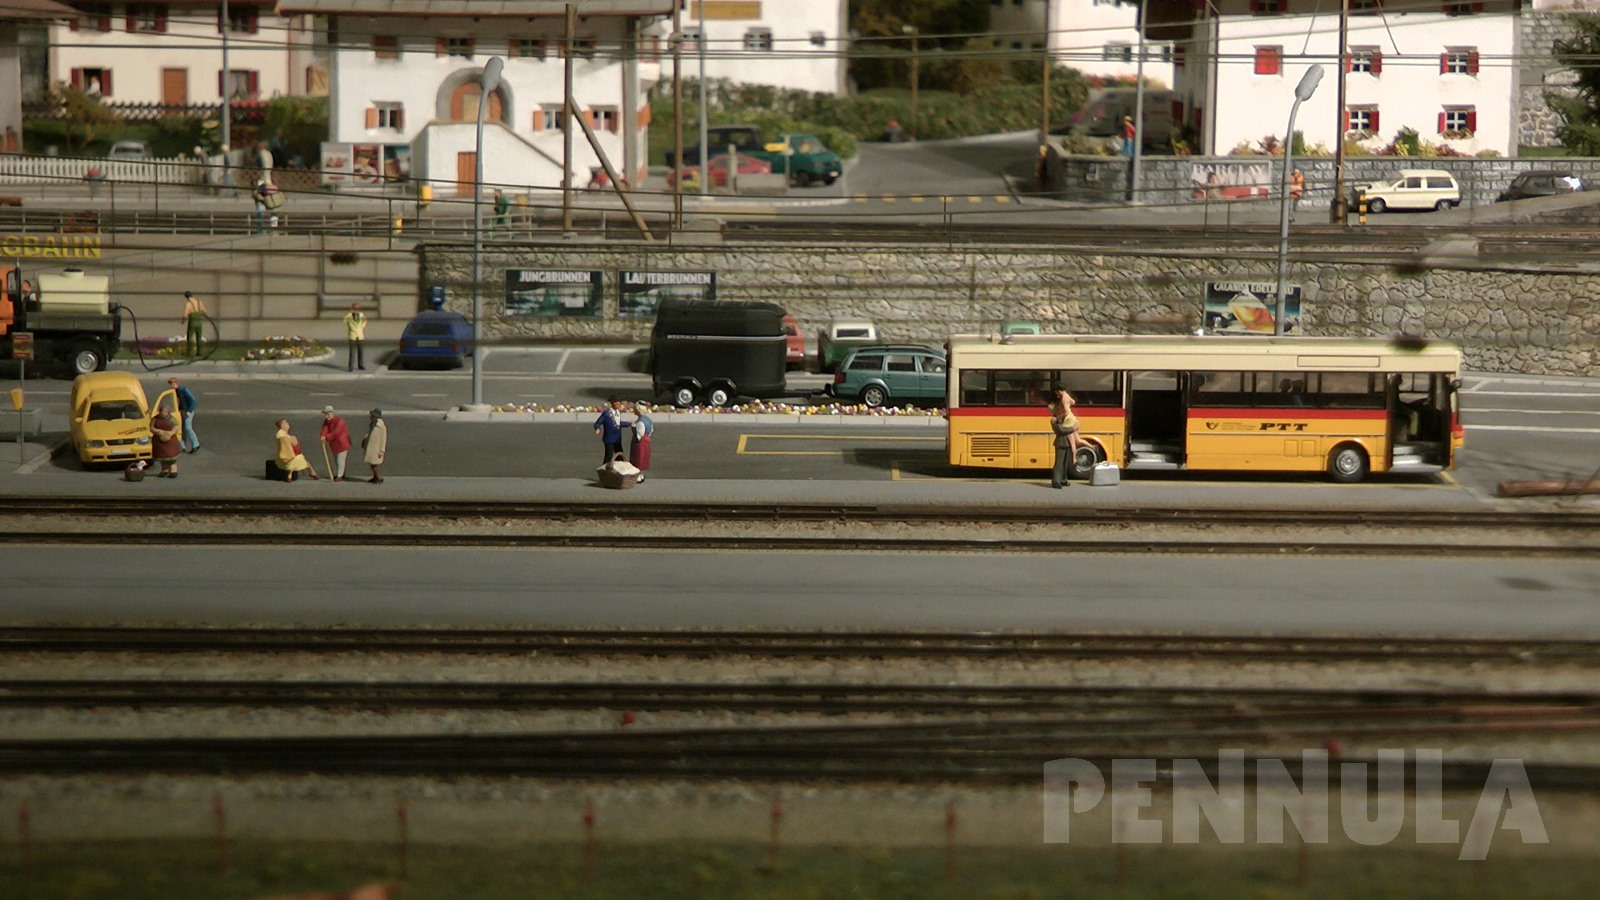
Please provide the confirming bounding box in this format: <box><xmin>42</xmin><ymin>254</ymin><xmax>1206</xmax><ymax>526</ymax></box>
<box><xmin>417</xmin><ymin>183</ymin><xmax>433</xmax><ymax>209</ymax></box>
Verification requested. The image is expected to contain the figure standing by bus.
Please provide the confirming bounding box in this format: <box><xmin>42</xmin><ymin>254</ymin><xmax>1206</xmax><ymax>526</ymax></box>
<box><xmin>320</xmin><ymin>405</ymin><xmax>352</xmax><ymax>482</ymax></box>
<box><xmin>343</xmin><ymin>303</ymin><xmax>368</xmax><ymax>371</ymax></box>
<box><xmin>1050</xmin><ymin>389</ymin><xmax>1082</xmax><ymax>489</ymax></box>
<box><xmin>151</xmin><ymin>406</ymin><xmax>182</xmax><ymax>478</ymax></box>
<box><xmin>362</xmin><ymin>409</ymin><xmax>387</xmax><ymax>484</ymax></box>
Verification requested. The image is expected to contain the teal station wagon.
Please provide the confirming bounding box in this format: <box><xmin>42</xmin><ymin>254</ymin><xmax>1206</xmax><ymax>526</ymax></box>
<box><xmin>827</xmin><ymin>345</ymin><xmax>948</xmax><ymax>408</ymax></box>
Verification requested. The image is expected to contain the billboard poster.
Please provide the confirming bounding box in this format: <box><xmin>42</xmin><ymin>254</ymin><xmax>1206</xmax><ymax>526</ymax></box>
<box><xmin>385</xmin><ymin>146</ymin><xmax>412</xmax><ymax>182</ymax></box>
<box><xmin>320</xmin><ymin>142</ymin><xmax>354</xmax><ymax>186</ymax></box>
<box><xmin>1204</xmin><ymin>281</ymin><xmax>1303</xmax><ymax>335</ymax></box>
<box><xmin>505</xmin><ymin>269</ymin><xmax>603</xmax><ymax>318</ymax></box>
<box><xmin>617</xmin><ymin>270</ymin><xmax>716</xmax><ymax>318</ymax></box>
<box><xmin>352</xmin><ymin>144</ymin><xmax>382</xmax><ymax>185</ymax></box>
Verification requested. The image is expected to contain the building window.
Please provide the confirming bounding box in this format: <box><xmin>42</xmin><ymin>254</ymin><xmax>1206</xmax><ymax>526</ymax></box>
<box><xmin>437</xmin><ymin>37</ymin><xmax>475</xmax><ymax>59</ymax></box>
<box><xmin>743</xmin><ymin>28</ymin><xmax>773</xmax><ymax>52</ymax></box>
<box><xmin>1254</xmin><ymin>46</ymin><xmax>1283</xmax><ymax>76</ymax></box>
<box><xmin>1103</xmin><ymin>43</ymin><xmax>1133</xmax><ymax>62</ymax></box>
<box><xmin>810</xmin><ymin>31</ymin><xmax>826</xmax><ymax>48</ymax></box>
<box><xmin>367</xmin><ymin>102</ymin><xmax>405</xmax><ymax>130</ymax></box>
<box><xmin>70</xmin><ymin>67</ymin><xmax>112</xmax><ymax>97</ymax></box>
<box><xmin>222</xmin><ymin>5</ymin><xmax>258</xmax><ymax>34</ymax></box>
<box><xmin>593</xmin><ymin>106</ymin><xmax>620</xmax><ymax>133</ymax></box>
<box><xmin>125</xmin><ymin>4</ymin><xmax>167</xmax><ymax>34</ymax></box>
<box><xmin>1249</xmin><ymin>0</ymin><xmax>1285</xmax><ymax>13</ymax></box>
<box><xmin>570</xmin><ymin>37</ymin><xmax>597</xmax><ymax>60</ymax></box>
<box><xmin>69</xmin><ymin>4</ymin><xmax>114</xmax><ymax>32</ymax></box>
<box><xmin>680</xmin><ymin>26</ymin><xmax>700</xmax><ymax>53</ymax></box>
<box><xmin>1442</xmin><ymin>1</ymin><xmax>1484</xmax><ymax>15</ymax></box>
<box><xmin>1439</xmin><ymin>107</ymin><xmax>1476</xmax><ymax>135</ymax></box>
<box><xmin>1158</xmin><ymin>43</ymin><xmax>1173</xmax><ymax>63</ymax></box>
<box><xmin>1441</xmin><ymin>48</ymin><xmax>1479</xmax><ymax>75</ymax></box>
<box><xmin>510</xmin><ymin>39</ymin><xmax>547</xmax><ymax>59</ymax></box>
<box><xmin>536</xmin><ymin>104</ymin><xmax>566</xmax><ymax>132</ymax></box>
<box><xmin>220</xmin><ymin>69</ymin><xmax>259</xmax><ymax>100</ymax></box>
<box><xmin>1350</xmin><ymin>0</ymin><xmax>1381</xmax><ymax>13</ymax></box>
<box><xmin>1346</xmin><ymin>106</ymin><xmax>1379</xmax><ymax>134</ymax></box>
<box><xmin>373</xmin><ymin>36</ymin><xmax>400</xmax><ymax>60</ymax></box>
<box><xmin>1349</xmin><ymin>47</ymin><xmax>1381</xmax><ymax>75</ymax></box>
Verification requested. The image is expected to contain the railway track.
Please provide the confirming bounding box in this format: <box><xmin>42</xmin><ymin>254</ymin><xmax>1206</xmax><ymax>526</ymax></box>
<box><xmin>7</xmin><ymin>496</ymin><xmax>1599</xmax><ymax>527</ymax></box>
<box><xmin>3</xmin><ymin>626</ymin><xmax>1597</xmax><ymax>664</ymax></box>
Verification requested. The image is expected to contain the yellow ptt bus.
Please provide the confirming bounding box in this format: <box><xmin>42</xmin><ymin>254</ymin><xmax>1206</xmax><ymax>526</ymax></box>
<box><xmin>945</xmin><ymin>334</ymin><xmax>1464</xmax><ymax>482</ymax></box>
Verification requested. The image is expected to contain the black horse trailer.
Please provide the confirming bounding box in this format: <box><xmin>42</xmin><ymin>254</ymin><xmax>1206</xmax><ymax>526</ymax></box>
<box><xmin>649</xmin><ymin>299</ymin><xmax>788</xmax><ymax>407</ymax></box>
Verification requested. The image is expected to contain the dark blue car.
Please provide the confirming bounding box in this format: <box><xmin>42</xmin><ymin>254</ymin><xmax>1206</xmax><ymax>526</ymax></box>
<box><xmin>396</xmin><ymin>310</ymin><xmax>473</xmax><ymax>369</ymax></box>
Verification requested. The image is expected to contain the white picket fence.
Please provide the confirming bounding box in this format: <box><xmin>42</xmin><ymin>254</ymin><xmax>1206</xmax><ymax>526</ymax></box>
<box><xmin>0</xmin><ymin>154</ymin><xmax>202</xmax><ymax>186</ymax></box>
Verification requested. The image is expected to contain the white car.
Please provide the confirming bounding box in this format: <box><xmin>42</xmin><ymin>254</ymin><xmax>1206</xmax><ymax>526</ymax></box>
<box><xmin>1354</xmin><ymin>169</ymin><xmax>1460</xmax><ymax>213</ymax></box>
<box><xmin>107</xmin><ymin>140</ymin><xmax>151</xmax><ymax>160</ymax></box>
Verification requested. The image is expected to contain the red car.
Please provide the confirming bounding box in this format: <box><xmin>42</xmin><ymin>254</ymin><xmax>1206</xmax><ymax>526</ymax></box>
<box><xmin>667</xmin><ymin>153</ymin><xmax>772</xmax><ymax>189</ymax></box>
<box><xmin>782</xmin><ymin>314</ymin><xmax>805</xmax><ymax>370</ymax></box>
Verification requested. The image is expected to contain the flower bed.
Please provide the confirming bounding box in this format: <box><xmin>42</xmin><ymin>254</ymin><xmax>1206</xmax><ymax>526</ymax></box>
<box><xmin>244</xmin><ymin>335</ymin><xmax>329</xmax><ymax>361</ymax></box>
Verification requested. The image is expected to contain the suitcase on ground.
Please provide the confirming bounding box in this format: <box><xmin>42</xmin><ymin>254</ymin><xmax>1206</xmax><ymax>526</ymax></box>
<box><xmin>265</xmin><ymin>459</ymin><xmax>290</xmax><ymax>482</ymax></box>
<box><xmin>1090</xmin><ymin>461</ymin><xmax>1121</xmax><ymax>486</ymax></box>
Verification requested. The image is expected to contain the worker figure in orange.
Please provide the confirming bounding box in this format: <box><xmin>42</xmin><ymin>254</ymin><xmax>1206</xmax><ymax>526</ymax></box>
<box><xmin>1290</xmin><ymin>167</ymin><xmax>1306</xmax><ymax>202</ymax></box>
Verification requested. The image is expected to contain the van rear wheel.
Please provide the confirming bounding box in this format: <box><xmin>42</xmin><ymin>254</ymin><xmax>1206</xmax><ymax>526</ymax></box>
<box><xmin>672</xmin><ymin>384</ymin><xmax>699</xmax><ymax>408</ymax></box>
<box><xmin>794</xmin><ymin>171</ymin><xmax>812</xmax><ymax>188</ymax></box>
<box><xmin>706</xmin><ymin>383</ymin><xmax>735</xmax><ymax>407</ymax></box>
<box><xmin>67</xmin><ymin>343</ymin><xmax>105</xmax><ymax>376</ymax></box>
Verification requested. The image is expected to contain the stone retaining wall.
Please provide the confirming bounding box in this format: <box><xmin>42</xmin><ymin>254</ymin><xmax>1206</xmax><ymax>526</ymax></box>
<box><xmin>421</xmin><ymin>241</ymin><xmax>1600</xmax><ymax>377</ymax></box>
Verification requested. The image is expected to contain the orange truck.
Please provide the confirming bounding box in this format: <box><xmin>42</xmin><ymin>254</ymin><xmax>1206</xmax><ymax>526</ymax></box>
<box><xmin>0</xmin><ymin>263</ymin><xmax>122</xmax><ymax>376</ymax></box>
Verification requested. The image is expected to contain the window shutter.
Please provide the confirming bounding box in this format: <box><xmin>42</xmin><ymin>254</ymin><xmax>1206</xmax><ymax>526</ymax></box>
<box><xmin>395</xmin><ymin>108</ymin><xmax>405</xmax><ymax>130</ymax></box>
<box><xmin>1371</xmin><ymin>51</ymin><xmax>1382</xmax><ymax>75</ymax></box>
<box><xmin>125</xmin><ymin>12</ymin><xmax>136</xmax><ymax>32</ymax></box>
<box><xmin>436</xmin><ymin>38</ymin><xmax>447</xmax><ymax>57</ymax></box>
<box><xmin>218</xmin><ymin>70</ymin><xmax>225</xmax><ymax>96</ymax></box>
<box><xmin>69</xmin><ymin>16</ymin><xmax>79</xmax><ymax>31</ymax></box>
<box><xmin>247</xmin><ymin>10</ymin><xmax>258</xmax><ymax>35</ymax></box>
<box><xmin>156</xmin><ymin>9</ymin><xmax>167</xmax><ymax>33</ymax></box>
<box><xmin>1438</xmin><ymin>112</ymin><xmax>1447</xmax><ymax>134</ymax></box>
<box><xmin>70</xmin><ymin>68</ymin><xmax>83</xmax><ymax>89</ymax></box>
<box><xmin>1370</xmin><ymin>109</ymin><xmax>1380</xmax><ymax>132</ymax></box>
<box><xmin>532</xmin><ymin>109</ymin><xmax>543</xmax><ymax>131</ymax></box>
<box><xmin>1343</xmin><ymin>52</ymin><xmax>1352</xmax><ymax>73</ymax></box>
<box><xmin>508</xmin><ymin>40</ymin><xmax>518</xmax><ymax>57</ymax></box>
<box><xmin>216</xmin><ymin>5</ymin><xmax>223</xmax><ymax>33</ymax></box>
<box><xmin>101</xmin><ymin>71</ymin><xmax>112</xmax><ymax>96</ymax></box>
<box><xmin>1439</xmin><ymin>52</ymin><xmax>1448</xmax><ymax>74</ymax></box>
<box><xmin>247</xmin><ymin>71</ymin><xmax>259</xmax><ymax>97</ymax></box>
<box><xmin>1342</xmin><ymin>109</ymin><xmax>1350</xmax><ymax>132</ymax></box>
<box><xmin>1467</xmin><ymin>50</ymin><xmax>1480</xmax><ymax>74</ymax></box>
<box><xmin>583</xmin><ymin>109</ymin><xmax>596</xmax><ymax>129</ymax></box>
<box><xmin>366</xmin><ymin>107</ymin><xmax>379</xmax><ymax>129</ymax></box>
<box><xmin>99</xmin><ymin>14</ymin><xmax>111</xmax><ymax>31</ymax></box>
<box><xmin>1466</xmin><ymin>110</ymin><xmax>1477</xmax><ymax>132</ymax></box>
<box><xmin>637</xmin><ymin>104</ymin><xmax>651</xmax><ymax>127</ymax></box>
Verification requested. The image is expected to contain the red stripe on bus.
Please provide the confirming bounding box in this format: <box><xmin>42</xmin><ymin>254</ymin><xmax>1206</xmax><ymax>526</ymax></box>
<box><xmin>948</xmin><ymin>407</ymin><xmax>1126</xmax><ymax>418</ymax></box>
<box><xmin>1188</xmin><ymin>407</ymin><xmax>1388</xmax><ymax>420</ymax></box>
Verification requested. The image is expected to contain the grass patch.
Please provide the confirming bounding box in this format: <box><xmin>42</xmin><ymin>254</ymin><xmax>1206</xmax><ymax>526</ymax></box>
<box><xmin>114</xmin><ymin>337</ymin><xmax>329</xmax><ymax>363</ymax></box>
<box><xmin>0</xmin><ymin>840</ymin><xmax>1593</xmax><ymax>900</ymax></box>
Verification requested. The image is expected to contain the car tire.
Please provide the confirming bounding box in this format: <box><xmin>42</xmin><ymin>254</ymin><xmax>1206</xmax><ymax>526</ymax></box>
<box><xmin>672</xmin><ymin>383</ymin><xmax>699</xmax><ymax>408</ymax></box>
<box><xmin>1367</xmin><ymin>197</ymin><xmax>1387</xmax><ymax>214</ymax></box>
<box><xmin>706</xmin><ymin>383</ymin><xmax>735</xmax><ymax>407</ymax></box>
<box><xmin>823</xmin><ymin>175</ymin><xmax>838</xmax><ymax>186</ymax></box>
<box><xmin>1327</xmin><ymin>444</ymin><xmax>1369</xmax><ymax>484</ymax></box>
<box><xmin>1435</xmin><ymin>200</ymin><xmax>1452</xmax><ymax>212</ymax></box>
<box><xmin>861</xmin><ymin>385</ymin><xmax>888</xmax><ymax>408</ymax></box>
<box><xmin>794</xmin><ymin>171</ymin><xmax>812</xmax><ymax>188</ymax></box>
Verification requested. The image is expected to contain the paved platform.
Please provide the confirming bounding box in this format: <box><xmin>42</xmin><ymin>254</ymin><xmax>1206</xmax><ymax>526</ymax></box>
<box><xmin>1</xmin><ymin>436</ymin><xmax>1491</xmax><ymax>512</ymax></box>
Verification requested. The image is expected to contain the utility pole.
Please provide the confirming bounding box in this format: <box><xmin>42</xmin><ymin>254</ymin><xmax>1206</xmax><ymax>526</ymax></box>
<box><xmin>220</xmin><ymin>0</ymin><xmax>230</xmax><ymax>188</ymax></box>
<box><xmin>562</xmin><ymin>3</ymin><xmax>575</xmax><ymax>232</ymax></box>
<box><xmin>671</xmin><ymin>0</ymin><xmax>682</xmax><ymax>227</ymax></box>
<box><xmin>1331</xmin><ymin>0</ymin><xmax>1350</xmax><ymax>224</ymax></box>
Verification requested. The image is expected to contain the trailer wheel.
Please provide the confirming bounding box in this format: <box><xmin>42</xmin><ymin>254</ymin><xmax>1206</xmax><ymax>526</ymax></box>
<box><xmin>671</xmin><ymin>383</ymin><xmax>700</xmax><ymax>408</ymax></box>
<box><xmin>67</xmin><ymin>343</ymin><xmax>106</xmax><ymax>376</ymax></box>
<box><xmin>706</xmin><ymin>382</ymin><xmax>736</xmax><ymax>407</ymax></box>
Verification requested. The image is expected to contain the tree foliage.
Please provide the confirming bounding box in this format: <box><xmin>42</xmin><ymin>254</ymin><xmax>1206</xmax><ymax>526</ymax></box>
<box><xmin>52</xmin><ymin>84</ymin><xmax>122</xmax><ymax>153</ymax></box>
<box><xmin>1547</xmin><ymin>15</ymin><xmax>1600</xmax><ymax>154</ymax></box>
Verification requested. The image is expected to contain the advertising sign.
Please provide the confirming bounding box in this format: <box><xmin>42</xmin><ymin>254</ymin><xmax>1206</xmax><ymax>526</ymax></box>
<box><xmin>1204</xmin><ymin>281</ymin><xmax>1302</xmax><ymax>335</ymax></box>
<box><xmin>352</xmin><ymin>144</ymin><xmax>382</xmax><ymax>186</ymax></box>
<box><xmin>10</xmin><ymin>332</ymin><xmax>32</xmax><ymax>361</ymax></box>
<box><xmin>505</xmin><ymin>269</ymin><xmax>603</xmax><ymax>318</ymax></box>
<box><xmin>617</xmin><ymin>270</ymin><xmax>716</xmax><ymax>318</ymax></box>
<box><xmin>320</xmin><ymin>142</ymin><xmax>354</xmax><ymax>187</ymax></box>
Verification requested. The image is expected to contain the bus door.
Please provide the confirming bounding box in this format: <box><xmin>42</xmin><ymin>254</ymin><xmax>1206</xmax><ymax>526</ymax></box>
<box><xmin>1389</xmin><ymin>373</ymin><xmax>1453</xmax><ymax>470</ymax></box>
<box><xmin>1125</xmin><ymin>370</ymin><xmax>1184</xmax><ymax>468</ymax></box>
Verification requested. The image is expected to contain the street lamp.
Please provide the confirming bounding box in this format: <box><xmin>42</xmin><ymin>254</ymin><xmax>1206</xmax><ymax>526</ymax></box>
<box><xmin>902</xmin><ymin>24</ymin><xmax>919</xmax><ymax>141</ymax></box>
<box><xmin>469</xmin><ymin>56</ymin><xmax>504</xmax><ymax>410</ymax></box>
<box><xmin>1275</xmin><ymin>64</ymin><xmax>1323</xmax><ymax>337</ymax></box>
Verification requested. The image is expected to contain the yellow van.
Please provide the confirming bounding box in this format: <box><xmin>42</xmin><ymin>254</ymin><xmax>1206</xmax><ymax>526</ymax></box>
<box><xmin>69</xmin><ymin>371</ymin><xmax>166</xmax><ymax>465</ymax></box>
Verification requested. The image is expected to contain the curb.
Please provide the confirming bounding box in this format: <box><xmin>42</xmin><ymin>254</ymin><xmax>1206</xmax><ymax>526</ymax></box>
<box><xmin>447</xmin><ymin>409</ymin><xmax>946</xmax><ymax>426</ymax></box>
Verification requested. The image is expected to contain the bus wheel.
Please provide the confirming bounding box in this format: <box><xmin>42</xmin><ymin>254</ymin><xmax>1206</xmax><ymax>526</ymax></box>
<box><xmin>706</xmin><ymin>383</ymin><xmax>735</xmax><ymax>407</ymax></box>
<box><xmin>1071</xmin><ymin>443</ymin><xmax>1102</xmax><ymax>477</ymax></box>
<box><xmin>67</xmin><ymin>343</ymin><xmax>106</xmax><ymax>376</ymax></box>
<box><xmin>861</xmin><ymin>385</ymin><xmax>888</xmax><ymax>408</ymax></box>
<box><xmin>672</xmin><ymin>383</ymin><xmax>700</xmax><ymax>408</ymax></box>
<box><xmin>1328</xmin><ymin>444</ymin><xmax>1369</xmax><ymax>483</ymax></box>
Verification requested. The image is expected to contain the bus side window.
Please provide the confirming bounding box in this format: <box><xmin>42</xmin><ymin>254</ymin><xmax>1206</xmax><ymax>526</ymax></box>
<box><xmin>960</xmin><ymin>370</ymin><xmax>991</xmax><ymax>406</ymax></box>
